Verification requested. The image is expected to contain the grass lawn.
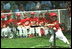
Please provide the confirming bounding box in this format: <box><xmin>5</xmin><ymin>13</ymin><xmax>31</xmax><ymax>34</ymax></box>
<box><xmin>1</xmin><ymin>33</ymin><xmax>71</xmax><ymax>48</ymax></box>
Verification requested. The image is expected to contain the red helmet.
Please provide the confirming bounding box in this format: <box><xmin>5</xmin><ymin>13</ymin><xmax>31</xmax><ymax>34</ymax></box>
<box><xmin>49</xmin><ymin>12</ymin><xmax>57</xmax><ymax>17</ymax></box>
<box><xmin>30</xmin><ymin>12</ymin><xmax>36</xmax><ymax>15</ymax></box>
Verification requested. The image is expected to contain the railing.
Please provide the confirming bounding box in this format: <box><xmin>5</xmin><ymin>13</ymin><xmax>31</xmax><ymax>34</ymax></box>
<box><xmin>1</xmin><ymin>9</ymin><xmax>67</xmax><ymax>23</ymax></box>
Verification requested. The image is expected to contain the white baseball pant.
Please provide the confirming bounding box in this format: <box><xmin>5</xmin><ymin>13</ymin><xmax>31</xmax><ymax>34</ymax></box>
<box><xmin>49</xmin><ymin>28</ymin><xmax>70</xmax><ymax>45</ymax></box>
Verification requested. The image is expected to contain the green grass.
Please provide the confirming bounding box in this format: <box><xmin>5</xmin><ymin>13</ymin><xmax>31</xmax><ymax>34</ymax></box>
<box><xmin>1</xmin><ymin>33</ymin><xmax>71</xmax><ymax>48</ymax></box>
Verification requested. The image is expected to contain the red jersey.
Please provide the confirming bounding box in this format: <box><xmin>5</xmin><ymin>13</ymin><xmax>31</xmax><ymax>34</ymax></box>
<box><xmin>50</xmin><ymin>20</ymin><xmax>60</xmax><ymax>30</ymax></box>
<box><xmin>42</xmin><ymin>17</ymin><xmax>50</xmax><ymax>23</ymax></box>
<box><xmin>23</xmin><ymin>18</ymin><xmax>31</xmax><ymax>26</ymax></box>
<box><xmin>38</xmin><ymin>17</ymin><xmax>43</xmax><ymax>24</ymax></box>
<box><xmin>30</xmin><ymin>17</ymin><xmax>39</xmax><ymax>25</ymax></box>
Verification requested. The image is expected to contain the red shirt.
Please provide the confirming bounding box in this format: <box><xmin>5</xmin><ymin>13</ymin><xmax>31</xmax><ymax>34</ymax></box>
<box><xmin>38</xmin><ymin>17</ymin><xmax>43</xmax><ymax>24</ymax></box>
<box><xmin>30</xmin><ymin>17</ymin><xmax>39</xmax><ymax>25</ymax></box>
<box><xmin>42</xmin><ymin>17</ymin><xmax>50</xmax><ymax>23</ymax></box>
<box><xmin>21</xmin><ymin>18</ymin><xmax>31</xmax><ymax>26</ymax></box>
<box><xmin>49</xmin><ymin>20</ymin><xmax>60</xmax><ymax>30</ymax></box>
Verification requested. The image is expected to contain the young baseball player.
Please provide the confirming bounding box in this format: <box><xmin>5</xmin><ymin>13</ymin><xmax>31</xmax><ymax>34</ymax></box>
<box><xmin>17</xmin><ymin>22</ymin><xmax>23</xmax><ymax>38</ymax></box>
<box><xmin>48</xmin><ymin>12</ymin><xmax>70</xmax><ymax>45</ymax></box>
<box><xmin>28</xmin><ymin>12</ymin><xmax>36</xmax><ymax>37</ymax></box>
<box><xmin>1</xmin><ymin>24</ymin><xmax>7</xmax><ymax>38</ymax></box>
<box><xmin>7</xmin><ymin>25</ymin><xmax>14</xmax><ymax>39</ymax></box>
<box><xmin>37</xmin><ymin>16</ymin><xmax>45</xmax><ymax>37</ymax></box>
<box><xmin>1</xmin><ymin>14</ymin><xmax>9</xmax><ymax>38</ymax></box>
<box><xmin>22</xmin><ymin>18</ymin><xmax>31</xmax><ymax>37</ymax></box>
<box><xmin>1</xmin><ymin>24</ymin><xmax>12</xmax><ymax>38</ymax></box>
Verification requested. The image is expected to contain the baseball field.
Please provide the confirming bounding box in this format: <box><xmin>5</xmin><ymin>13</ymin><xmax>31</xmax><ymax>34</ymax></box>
<box><xmin>1</xmin><ymin>32</ymin><xmax>71</xmax><ymax>48</ymax></box>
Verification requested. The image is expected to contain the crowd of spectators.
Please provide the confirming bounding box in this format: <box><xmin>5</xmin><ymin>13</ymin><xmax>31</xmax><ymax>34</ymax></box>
<box><xmin>1</xmin><ymin>1</ymin><xmax>70</xmax><ymax>12</ymax></box>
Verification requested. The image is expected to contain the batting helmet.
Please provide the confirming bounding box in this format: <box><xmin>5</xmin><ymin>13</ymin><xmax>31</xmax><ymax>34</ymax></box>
<box><xmin>49</xmin><ymin>12</ymin><xmax>57</xmax><ymax>17</ymax></box>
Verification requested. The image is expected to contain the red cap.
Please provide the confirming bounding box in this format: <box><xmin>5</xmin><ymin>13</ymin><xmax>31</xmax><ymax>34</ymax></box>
<box><xmin>49</xmin><ymin>12</ymin><xmax>57</xmax><ymax>17</ymax></box>
<box><xmin>20</xmin><ymin>18</ymin><xmax>30</xmax><ymax>23</ymax></box>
